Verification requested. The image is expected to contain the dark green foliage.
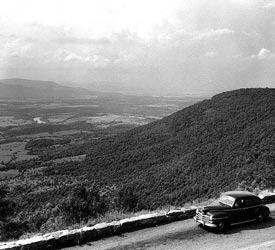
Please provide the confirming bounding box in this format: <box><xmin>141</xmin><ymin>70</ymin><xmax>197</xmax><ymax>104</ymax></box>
<box><xmin>117</xmin><ymin>185</ymin><xmax>139</xmax><ymax>212</ymax></box>
<box><xmin>27</xmin><ymin>211</ymin><xmax>49</xmax><ymax>232</ymax></box>
<box><xmin>0</xmin><ymin>186</ymin><xmax>22</xmax><ymax>241</ymax></box>
<box><xmin>25</xmin><ymin>138</ymin><xmax>71</xmax><ymax>155</ymax></box>
<box><xmin>25</xmin><ymin>138</ymin><xmax>56</xmax><ymax>149</ymax></box>
<box><xmin>59</xmin><ymin>184</ymin><xmax>107</xmax><ymax>224</ymax></box>
<box><xmin>78</xmin><ymin>88</ymin><xmax>275</xmax><ymax>208</ymax></box>
<box><xmin>0</xmin><ymin>186</ymin><xmax>15</xmax><ymax>222</ymax></box>
<box><xmin>0</xmin><ymin>222</ymin><xmax>28</xmax><ymax>241</ymax></box>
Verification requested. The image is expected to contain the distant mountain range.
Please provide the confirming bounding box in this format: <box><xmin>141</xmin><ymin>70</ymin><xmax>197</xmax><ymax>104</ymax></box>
<box><xmin>0</xmin><ymin>79</ymin><xmax>95</xmax><ymax>100</ymax></box>
<box><xmin>64</xmin><ymin>88</ymin><xmax>275</xmax><ymax>209</ymax></box>
<box><xmin>0</xmin><ymin>78</ymin><xmax>206</xmax><ymax>100</ymax></box>
<box><xmin>63</xmin><ymin>80</ymin><xmax>209</xmax><ymax>97</ymax></box>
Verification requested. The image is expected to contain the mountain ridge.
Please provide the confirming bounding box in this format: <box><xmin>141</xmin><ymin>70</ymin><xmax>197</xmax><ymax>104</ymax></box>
<box><xmin>0</xmin><ymin>78</ymin><xmax>95</xmax><ymax>99</ymax></box>
<box><xmin>64</xmin><ymin>88</ymin><xmax>275</xmax><ymax>208</ymax></box>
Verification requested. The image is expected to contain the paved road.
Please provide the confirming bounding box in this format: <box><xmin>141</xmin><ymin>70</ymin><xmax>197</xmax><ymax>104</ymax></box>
<box><xmin>66</xmin><ymin>205</ymin><xmax>275</xmax><ymax>250</ymax></box>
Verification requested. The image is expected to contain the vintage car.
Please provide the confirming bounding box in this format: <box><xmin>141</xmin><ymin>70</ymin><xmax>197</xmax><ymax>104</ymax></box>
<box><xmin>194</xmin><ymin>191</ymin><xmax>270</xmax><ymax>230</ymax></box>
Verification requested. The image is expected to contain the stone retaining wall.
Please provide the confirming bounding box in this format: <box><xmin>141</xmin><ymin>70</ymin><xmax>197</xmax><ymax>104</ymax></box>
<box><xmin>0</xmin><ymin>208</ymin><xmax>196</xmax><ymax>250</ymax></box>
<box><xmin>2</xmin><ymin>192</ymin><xmax>274</xmax><ymax>250</ymax></box>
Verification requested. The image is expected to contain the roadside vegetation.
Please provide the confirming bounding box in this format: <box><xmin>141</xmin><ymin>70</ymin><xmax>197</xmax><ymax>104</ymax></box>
<box><xmin>0</xmin><ymin>183</ymin><xmax>144</xmax><ymax>241</ymax></box>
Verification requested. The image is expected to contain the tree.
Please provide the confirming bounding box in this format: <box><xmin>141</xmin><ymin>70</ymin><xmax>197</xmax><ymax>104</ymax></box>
<box><xmin>117</xmin><ymin>185</ymin><xmax>138</xmax><ymax>212</ymax></box>
<box><xmin>0</xmin><ymin>186</ymin><xmax>25</xmax><ymax>241</ymax></box>
<box><xmin>60</xmin><ymin>184</ymin><xmax>107</xmax><ymax>224</ymax></box>
<box><xmin>0</xmin><ymin>186</ymin><xmax>15</xmax><ymax>222</ymax></box>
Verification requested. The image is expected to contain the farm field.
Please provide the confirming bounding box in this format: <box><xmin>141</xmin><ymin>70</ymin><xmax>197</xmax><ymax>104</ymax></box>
<box><xmin>0</xmin><ymin>94</ymin><xmax>200</xmax><ymax>167</ymax></box>
<box><xmin>0</xmin><ymin>141</ymin><xmax>37</xmax><ymax>164</ymax></box>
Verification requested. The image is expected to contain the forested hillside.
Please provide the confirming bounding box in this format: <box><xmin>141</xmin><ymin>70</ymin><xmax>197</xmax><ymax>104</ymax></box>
<box><xmin>2</xmin><ymin>88</ymin><xmax>275</xmax><ymax>240</ymax></box>
<box><xmin>74</xmin><ymin>88</ymin><xmax>275</xmax><ymax>207</ymax></box>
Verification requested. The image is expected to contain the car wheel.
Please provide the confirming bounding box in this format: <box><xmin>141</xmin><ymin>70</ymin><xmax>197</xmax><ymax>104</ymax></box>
<box><xmin>256</xmin><ymin>212</ymin><xmax>264</xmax><ymax>223</ymax></box>
<box><xmin>216</xmin><ymin>221</ymin><xmax>226</xmax><ymax>231</ymax></box>
<box><xmin>263</xmin><ymin>208</ymin><xmax>270</xmax><ymax>219</ymax></box>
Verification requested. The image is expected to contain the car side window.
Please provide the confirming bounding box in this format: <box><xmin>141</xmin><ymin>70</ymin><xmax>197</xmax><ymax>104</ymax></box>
<box><xmin>244</xmin><ymin>198</ymin><xmax>252</xmax><ymax>207</ymax></box>
<box><xmin>244</xmin><ymin>197</ymin><xmax>261</xmax><ymax>207</ymax></box>
<box><xmin>234</xmin><ymin>199</ymin><xmax>244</xmax><ymax>208</ymax></box>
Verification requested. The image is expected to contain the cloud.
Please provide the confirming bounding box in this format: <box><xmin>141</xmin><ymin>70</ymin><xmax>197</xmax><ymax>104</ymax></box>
<box><xmin>24</xmin><ymin>23</ymin><xmax>112</xmax><ymax>45</ymax></box>
<box><xmin>252</xmin><ymin>48</ymin><xmax>275</xmax><ymax>60</ymax></box>
<box><xmin>60</xmin><ymin>37</ymin><xmax>111</xmax><ymax>45</ymax></box>
<box><xmin>263</xmin><ymin>1</ymin><xmax>275</xmax><ymax>8</ymax></box>
<box><xmin>2</xmin><ymin>0</ymin><xmax>275</xmax><ymax>95</ymax></box>
<box><xmin>230</xmin><ymin>0</ymin><xmax>259</xmax><ymax>6</ymax></box>
<box><xmin>205</xmin><ymin>51</ymin><xmax>217</xmax><ymax>57</ymax></box>
<box><xmin>64</xmin><ymin>53</ymin><xmax>90</xmax><ymax>62</ymax></box>
<box><xmin>194</xmin><ymin>29</ymin><xmax>235</xmax><ymax>40</ymax></box>
<box><xmin>149</xmin><ymin>26</ymin><xmax>235</xmax><ymax>46</ymax></box>
<box><xmin>2</xmin><ymin>39</ymin><xmax>32</xmax><ymax>58</ymax></box>
<box><xmin>258</xmin><ymin>48</ymin><xmax>271</xmax><ymax>59</ymax></box>
<box><xmin>63</xmin><ymin>52</ymin><xmax>110</xmax><ymax>67</ymax></box>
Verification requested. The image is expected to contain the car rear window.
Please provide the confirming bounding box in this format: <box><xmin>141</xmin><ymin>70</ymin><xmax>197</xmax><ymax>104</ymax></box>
<box><xmin>219</xmin><ymin>195</ymin><xmax>236</xmax><ymax>207</ymax></box>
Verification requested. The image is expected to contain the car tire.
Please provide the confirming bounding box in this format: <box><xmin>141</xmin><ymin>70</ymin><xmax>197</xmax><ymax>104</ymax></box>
<box><xmin>256</xmin><ymin>212</ymin><xmax>264</xmax><ymax>223</ymax></box>
<box><xmin>216</xmin><ymin>221</ymin><xmax>227</xmax><ymax>231</ymax></box>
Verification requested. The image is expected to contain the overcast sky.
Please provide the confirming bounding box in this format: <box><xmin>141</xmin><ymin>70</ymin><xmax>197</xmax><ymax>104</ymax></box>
<box><xmin>1</xmin><ymin>0</ymin><xmax>275</xmax><ymax>96</ymax></box>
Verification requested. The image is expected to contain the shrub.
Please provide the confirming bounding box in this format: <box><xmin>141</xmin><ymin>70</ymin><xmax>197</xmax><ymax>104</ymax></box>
<box><xmin>0</xmin><ymin>186</ymin><xmax>22</xmax><ymax>241</ymax></box>
<box><xmin>60</xmin><ymin>184</ymin><xmax>107</xmax><ymax>224</ymax></box>
<box><xmin>117</xmin><ymin>185</ymin><xmax>139</xmax><ymax>212</ymax></box>
<box><xmin>0</xmin><ymin>222</ymin><xmax>28</xmax><ymax>241</ymax></box>
<box><xmin>0</xmin><ymin>186</ymin><xmax>15</xmax><ymax>222</ymax></box>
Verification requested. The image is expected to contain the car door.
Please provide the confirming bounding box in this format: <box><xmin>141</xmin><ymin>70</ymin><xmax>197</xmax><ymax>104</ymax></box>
<box><xmin>231</xmin><ymin>198</ymin><xmax>246</xmax><ymax>223</ymax></box>
<box><xmin>243</xmin><ymin>197</ymin><xmax>261</xmax><ymax>220</ymax></box>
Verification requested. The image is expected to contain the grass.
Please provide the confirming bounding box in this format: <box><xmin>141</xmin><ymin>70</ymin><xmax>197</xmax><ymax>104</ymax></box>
<box><xmin>0</xmin><ymin>141</ymin><xmax>37</xmax><ymax>163</ymax></box>
<box><xmin>0</xmin><ymin>169</ymin><xmax>19</xmax><ymax>179</ymax></box>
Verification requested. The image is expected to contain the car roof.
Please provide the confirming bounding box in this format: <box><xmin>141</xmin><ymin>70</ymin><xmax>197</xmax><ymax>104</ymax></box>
<box><xmin>223</xmin><ymin>191</ymin><xmax>259</xmax><ymax>199</ymax></box>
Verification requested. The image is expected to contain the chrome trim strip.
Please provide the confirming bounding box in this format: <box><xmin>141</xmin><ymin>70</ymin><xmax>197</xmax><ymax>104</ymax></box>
<box><xmin>230</xmin><ymin>219</ymin><xmax>256</xmax><ymax>226</ymax></box>
<box><xmin>212</xmin><ymin>217</ymin><xmax>229</xmax><ymax>220</ymax></box>
<box><xmin>193</xmin><ymin>217</ymin><xmax>217</xmax><ymax>228</ymax></box>
<box><xmin>203</xmin><ymin>204</ymin><xmax>263</xmax><ymax>212</ymax></box>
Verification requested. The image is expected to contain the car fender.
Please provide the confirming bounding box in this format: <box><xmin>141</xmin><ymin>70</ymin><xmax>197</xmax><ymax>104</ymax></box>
<box><xmin>262</xmin><ymin>206</ymin><xmax>270</xmax><ymax>217</ymax></box>
<box><xmin>252</xmin><ymin>205</ymin><xmax>270</xmax><ymax>217</ymax></box>
<box><xmin>210</xmin><ymin>212</ymin><xmax>230</xmax><ymax>221</ymax></box>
